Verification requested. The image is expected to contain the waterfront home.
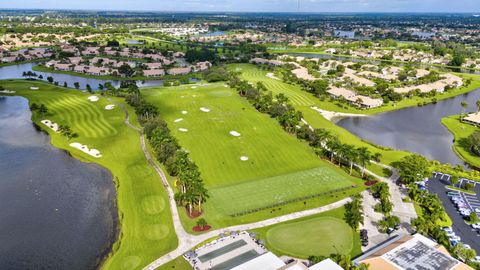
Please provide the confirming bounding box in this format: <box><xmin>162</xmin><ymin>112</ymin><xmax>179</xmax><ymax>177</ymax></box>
<box><xmin>54</xmin><ymin>63</ymin><xmax>72</xmax><ymax>71</ymax></box>
<box><xmin>68</xmin><ymin>57</ymin><xmax>83</xmax><ymax>65</ymax></box>
<box><xmin>143</xmin><ymin>69</ymin><xmax>165</xmax><ymax>77</ymax></box>
<box><xmin>327</xmin><ymin>86</ymin><xmax>357</xmax><ymax>99</ymax></box>
<box><xmin>463</xmin><ymin>112</ymin><xmax>480</xmax><ymax>126</ymax></box>
<box><xmin>347</xmin><ymin>95</ymin><xmax>383</xmax><ymax>109</ymax></box>
<box><xmin>167</xmin><ymin>67</ymin><xmax>192</xmax><ymax>75</ymax></box>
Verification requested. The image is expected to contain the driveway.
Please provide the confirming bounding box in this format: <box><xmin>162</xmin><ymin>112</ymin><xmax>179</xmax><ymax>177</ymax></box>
<box><xmin>428</xmin><ymin>173</ymin><xmax>480</xmax><ymax>254</ymax></box>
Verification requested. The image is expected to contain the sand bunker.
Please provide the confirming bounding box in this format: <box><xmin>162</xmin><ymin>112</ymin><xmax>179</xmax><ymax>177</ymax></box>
<box><xmin>191</xmin><ymin>86</ymin><xmax>197</xmax><ymax>89</ymax></box>
<box><xmin>88</xmin><ymin>96</ymin><xmax>99</xmax><ymax>102</ymax></box>
<box><xmin>224</xmin><ymin>85</ymin><xmax>228</xmax><ymax>88</ymax></box>
<box><xmin>174</xmin><ymin>118</ymin><xmax>184</xmax><ymax>123</ymax></box>
<box><xmin>69</xmin><ymin>142</ymin><xmax>102</xmax><ymax>158</ymax></box>
<box><xmin>30</xmin><ymin>87</ymin><xmax>39</xmax><ymax>90</ymax></box>
<box><xmin>229</xmin><ymin>131</ymin><xmax>241</xmax><ymax>137</ymax></box>
<box><xmin>266</xmin><ymin>73</ymin><xmax>280</xmax><ymax>80</ymax></box>
<box><xmin>105</xmin><ymin>104</ymin><xmax>115</xmax><ymax>110</ymax></box>
<box><xmin>181</xmin><ymin>111</ymin><xmax>188</xmax><ymax>115</ymax></box>
<box><xmin>240</xmin><ymin>156</ymin><xmax>249</xmax><ymax>161</ymax></box>
<box><xmin>0</xmin><ymin>90</ymin><xmax>15</xmax><ymax>94</ymax></box>
<box><xmin>200</xmin><ymin>107</ymin><xmax>211</xmax><ymax>113</ymax></box>
<box><xmin>40</xmin><ymin>120</ymin><xmax>59</xmax><ymax>133</ymax></box>
<box><xmin>178</xmin><ymin>128</ymin><xmax>188</xmax><ymax>132</ymax></box>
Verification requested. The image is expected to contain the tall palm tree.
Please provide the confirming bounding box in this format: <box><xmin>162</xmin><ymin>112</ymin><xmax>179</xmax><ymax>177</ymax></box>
<box><xmin>327</xmin><ymin>139</ymin><xmax>341</xmax><ymax>163</ymax></box>
<box><xmin>344</xmin><ymin>145</ymin><xmax>358</xmax><ymax>175</ymax></box>
<box><xmin>357</xmin><ymin>147</ymin><xmax>372</xmax><ymax>177</ymax></box>
<box><xmin>476</xmin><ymin>99</ymin><xmax>480</xmax><ymax>113</ymax></box>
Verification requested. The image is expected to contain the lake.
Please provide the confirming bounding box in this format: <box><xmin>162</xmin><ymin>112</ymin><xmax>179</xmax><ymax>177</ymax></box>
<box><xmin>0</xmin><ymin>96</ymin><xmax>117</xmax><ymax>269</ymax></box>
<box><xmin>337</xmin><ymin>88</ymin><xmax>480</xmax><ymax>166</ymax></box>
<box><xmin>0</xmin><ymin>63</ymin><xmax>166</xmax><ymax>90</ymax></box>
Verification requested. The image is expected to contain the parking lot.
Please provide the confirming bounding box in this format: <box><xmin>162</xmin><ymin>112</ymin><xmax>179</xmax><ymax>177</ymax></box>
<box><xmin>428</xmin><ymin>172</ymin><xmax>480</xmax><ymax>254</ymax></box>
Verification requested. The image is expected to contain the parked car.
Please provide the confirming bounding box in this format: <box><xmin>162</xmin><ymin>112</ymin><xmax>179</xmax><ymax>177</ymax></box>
<box><xmin>361</xmin><ymin>240</ymin><xmax>369</xmax><ymax>247</ymax></box>
<box><xmin>472</xmin><ymin>256</ymin><xmax>480</xmax><ymax>263</ymax></box>
<box><xmin>471</xmin><ymin>223</ymin><xmax>480</xmax><ymax>229</ymax></box>
<box><xmin>443</xmin><ymin>227</ymin><xmax>453</xmax><ymax>233</ymax></box>
<box><xmin>450</xmin><ymin>235</ymin><xmax>461</xmax><ymax>242</ymax></box>
<box><xmin>463</xmin><ymin>244</ymin><xmax>472</xmax><ymax>249</ymax></box>
<box><xmin>447</xmin><ymin>191</ymin><xmax>460</xmax><ymax>197</ymax></box>
<box><xmin>387</xmin><ymin>228</ymin><xmax>395</xmax><ymax>235</ymax></box>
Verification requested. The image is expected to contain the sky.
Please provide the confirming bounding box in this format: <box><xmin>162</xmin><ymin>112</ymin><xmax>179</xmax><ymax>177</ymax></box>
<box><xmin>0</xmin><ymin>0</ymin><xmax>479</xmax><ymax>13</ymax></box>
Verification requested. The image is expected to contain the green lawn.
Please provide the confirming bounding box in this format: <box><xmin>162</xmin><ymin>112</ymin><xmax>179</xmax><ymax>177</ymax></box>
<box><xmin>252</xmin><ymin>207</ymin><xmax>361</xmax><ymax>259</ymax></box>
<box><xmin>0</xmin><ymin>80</ymin><xmax>177</xmax><ymax>270</ymax></box>
<box><xmin>142</xmin><ymin>83</ymin><xmax>363</xmax><ymax>231</ymax></box>
<box><xmin>442</xmin><ymin>115</ymin><xmax>480</xmax><ymax>168</ymax></box>
<box><xmin>228</xmin><ymin>64</ymin><xmax>412</xmax><ymax>169</ymax></box>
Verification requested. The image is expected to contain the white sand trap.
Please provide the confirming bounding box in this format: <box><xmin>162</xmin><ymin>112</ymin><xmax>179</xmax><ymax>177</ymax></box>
<box><xmin>69</xmin><ymin>142</ymin><xmax>102</xmax><ymax>158</ymax></box>
<box><xmin>30</xmin><ymin>87</ymin><xmax>39</xmax><ymax>90</ymax></box>
<box><xmin>181</xmin><ymin>110</ymin><xmax>188</xmax><ymax>115</ymax></box>
<box><xmin>224</xmin><ymin>85</ymin><xmax>228</xmax><ymax>88</ymax></box>
<box><xmin>191</xmin><ymin>86</ymin><xmax>197</xmax><ymax>89</ymax></box>
<box><xmin>174</xmin><ymin>118</ymin><xmax>184</xmax><ymax>123</ymax></box>
<box><xmin>40</xmin><ymin>119</ymin><xmax>59</xmax><ymax>133</ymax></box>
<box><xmin>0</xmin><ymin>90</ymin><xmax>15</xmax><ymax>94</ymax></box>
<box><xmin>229</xmin><ymin>131</ymin><xmax>241</xmax><ymax>137</ymax></box>
<box><xmin>88</xmin><ymin>96</ymin><xmax>99</xmax><ymax>102</ymax></box>
<box><xmin>105</xmin><ymin>104</ymin><xmax>115</xmax><ymax>110</ymax></box>
<box><xmin>266</xmin><ymin>73</ymin><xmax>280</xmax><ymax>80</ymax></box>
<box><xmin>200</xmin><ymin>107</ymin><xmax>211</xmax><ymax>113</ymax></box>
<box><xmin>178</xmin><ymin>128</ymin><xmax>188</xmax><ymax>132</ymax></box>
<box><xmin>240</xmin><ymin>156</ymin><xmax>249</xmax><ymax>161</ymax></box>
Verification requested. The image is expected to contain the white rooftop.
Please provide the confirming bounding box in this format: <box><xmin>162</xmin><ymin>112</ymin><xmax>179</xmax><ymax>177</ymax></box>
<box><xmin>309</xmin><ymin>259</ymin><xmax>344</xmax><ymax>270</ymax></box>
<box><xmin>231</xmin><ymin>252</ymin><xmax>285</xmax><ymax>270</ymax></box>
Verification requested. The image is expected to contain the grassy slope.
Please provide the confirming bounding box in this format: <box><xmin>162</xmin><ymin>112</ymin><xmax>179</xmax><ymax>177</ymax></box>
<box><xmin>142</xmin><ymin>83</ymin><xmax>364</xmax><ymax>232</ymax></box>
<box><xmin>0</xmin><ymin>80</ymin><xmax>177</xmax><ymax>270</ymax></box>
<box><xmin>252</xmin><ymin>207</ymin><xmax>361</xmax><ymax>259</ymax></box>
<box><xmin>442</xmin><ymin>115</ymin><xmax>480</xmax><ymax>168</ymax></box>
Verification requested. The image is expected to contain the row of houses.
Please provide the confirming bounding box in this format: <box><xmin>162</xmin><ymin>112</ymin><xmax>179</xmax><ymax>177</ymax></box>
<box><xmin>1</xmin><ymin>47</ymin><xmax>53</xmax><ymax>63</ymax></box>
<box><xmin>46</xmin><ymin>57</ymin><xmax>211</xmax><ymax>77</ymax></box>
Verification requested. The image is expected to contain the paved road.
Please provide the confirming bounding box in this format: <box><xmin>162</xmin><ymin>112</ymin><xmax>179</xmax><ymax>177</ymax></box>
<box><xmin>359</xmin><ymin>163</ymin><xmax>417</xmax><ymax>251</ymax></box>
<box><xmin>428</xmin><ymin>174</ymin><xmax>480</xmax><ymax>254</ymax></box>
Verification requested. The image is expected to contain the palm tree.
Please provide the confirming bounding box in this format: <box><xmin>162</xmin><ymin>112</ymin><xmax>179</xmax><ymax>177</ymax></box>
<box><xmin>344</xmin><ymin>145</ymin><xmax>358</xmax><ymax>175</ymax></box>
<box><xmin>326</xmin><ymin>139</ymin><xmax>341</xmax><ymax>163</ymax></box>
<box><xmin>357</xmin><ymin>147</ymin><xmax>372</xmax><ymax>177</ymax></box>
<box><xmin>476</xmin><ymin>99</ymin><xmax>480</xmax><ymax>112</ymax></box>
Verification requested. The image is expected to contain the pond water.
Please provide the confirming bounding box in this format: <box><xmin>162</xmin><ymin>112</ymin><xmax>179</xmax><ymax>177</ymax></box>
<box><xmin>337</xmin><ymin>88</ymin><xmax>480</xmax><ymax>166</ymax></box>
<box><xmin>0</xmin><ymin>96</ymin><xmax>117</xmax><ymax>269</ymax></box>
<box><xmin>289</xmin><ymin>53</ymin><xmax>480</xmax><ymax>75</ymax></box>
<box><xmin>0</xmin><ymin>63</ymin><xmax>166</xmax><ymax>90</ymax></box>
<box><xmin>201</xmin><ymin>31</ymin><xmax>226</xmax><ymax>37</ymax></box>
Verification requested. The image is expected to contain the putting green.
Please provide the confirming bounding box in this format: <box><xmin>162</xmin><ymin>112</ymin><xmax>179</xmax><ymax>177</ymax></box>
<box><xmin>266</xmin><ymin>216</ymin><xmax>353</xmax><ymax>257</ymax></box>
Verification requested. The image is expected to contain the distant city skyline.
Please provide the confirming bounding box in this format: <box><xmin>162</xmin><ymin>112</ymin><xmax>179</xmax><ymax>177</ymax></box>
<box><xmin>1</xmin><ymin>0</ymin><xmax>479</xmax><ymax>13</ymax></box>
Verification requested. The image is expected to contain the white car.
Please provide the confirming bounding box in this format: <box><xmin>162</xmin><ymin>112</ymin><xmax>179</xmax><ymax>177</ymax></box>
<box><xmin>472</xmin><ymin>256</ymin><xmax>480</xmax><ymax>263</ymax></box>
<box><xmin>472</xmin><ymin>223</ymin><xmax>480</xmax><ymax>229</ymax></box>
<box><xmin>464</xmin><ymin>244</ymin><xmax>472</xmax><ymax>249</ymax></box>
<box><xmin>443</xmin><ymin>227</ymin><xmax>453</xmax><ymax>233</ymax></box>
<box><xmin>450</xmin><ymin>235</ymin><xmax>461</xmax><ymax>241</ymax></box>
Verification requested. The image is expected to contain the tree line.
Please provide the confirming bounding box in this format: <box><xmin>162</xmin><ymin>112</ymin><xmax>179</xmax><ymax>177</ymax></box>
<box><xmin>125</xmin><ymin>93</ymin><xmax>208</xmax><ymax>217</ymax></box>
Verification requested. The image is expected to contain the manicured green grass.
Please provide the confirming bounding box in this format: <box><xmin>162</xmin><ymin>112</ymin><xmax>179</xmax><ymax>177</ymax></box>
<box><xmin>252</xmin><ymin>207</ymin><xmax>361</xmax><ymax>259</ymax></box>
<box><xmin>442</xmin><ymin>115</ymin><xmax>480</xmax><ymax>168</ymax></box>
<box><xmin>143</xmin><ymin>83</ymin><xmax>323</xmax><ymax>187</ymax></box>
<box><xmin>228</xmin><ymin>64</ymin><xmax>412</xmax><ymax>169</ymax></box>
<box><xmin>0</xmin><ymin>80</ymin><xmax>177</xmax><ymax>270</ymax></box>
<box><xmin>142</xmin><ymin>83</ymin><xmax>363</xmax><ymax>231</ymax></box>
